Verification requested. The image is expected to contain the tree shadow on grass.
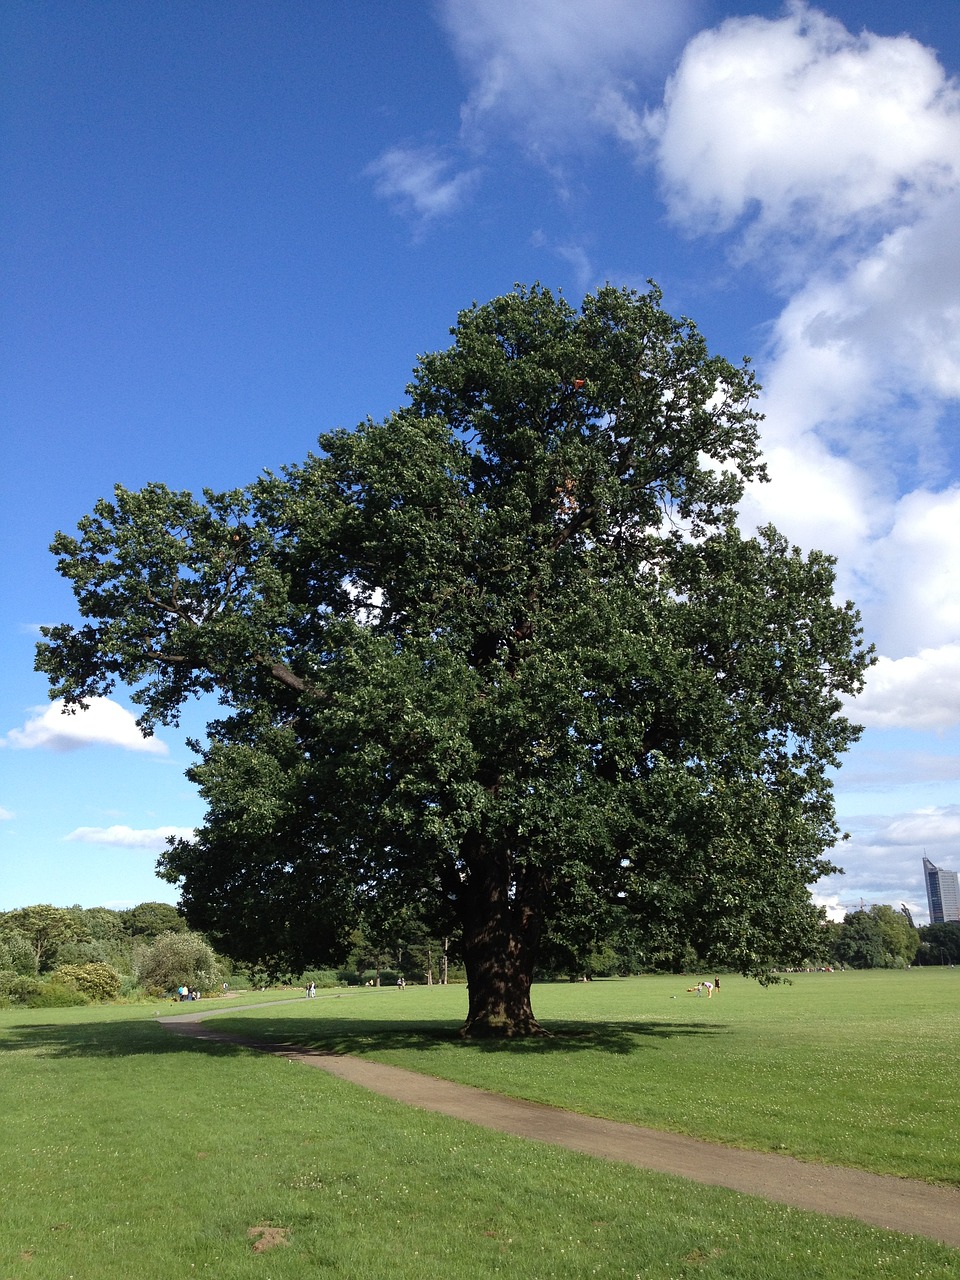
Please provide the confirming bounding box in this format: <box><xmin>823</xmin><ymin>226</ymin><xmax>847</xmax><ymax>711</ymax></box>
<box><xmin>190</xmin><ymin>1012</ymin><xmax>725</xmax><ymax>1058</ymax></box>
<box><xmin>1</xmin><ymin>1009</ymin><xmax>724</xmax><ymax>1061</ymax></box>
<box><xmin>0</xmin><ymin>1016</ymin><xmax>245</xmax><ymax>1060</ymax></box>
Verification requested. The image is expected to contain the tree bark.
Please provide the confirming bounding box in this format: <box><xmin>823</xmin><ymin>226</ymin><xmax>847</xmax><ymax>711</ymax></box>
<box><xmin>457</xmin><ymin>864</ymin><xmax>547</xmax><ymax>1037</ymax></box>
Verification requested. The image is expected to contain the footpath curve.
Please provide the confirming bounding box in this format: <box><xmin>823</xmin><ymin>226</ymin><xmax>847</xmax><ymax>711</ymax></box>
<box><xmin>159</xmin><ymin>1003</ymin><xmax>960</xmax><ymax>1249</ymax></box>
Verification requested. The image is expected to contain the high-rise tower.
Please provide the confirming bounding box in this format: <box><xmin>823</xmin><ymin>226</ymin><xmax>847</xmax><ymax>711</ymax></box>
<box><xmin>923</xmin><ymin>856</ymin><xmax>960</xmax><ymax>923</ymax></box>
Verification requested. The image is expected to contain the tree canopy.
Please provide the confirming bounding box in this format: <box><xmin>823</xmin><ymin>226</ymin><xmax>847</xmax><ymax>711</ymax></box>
<box><xmin>831</xmin><ymin>906</ymin><xmax>919</xmax><ymax>969</ymax></box>
<box><xmin>37</xmin><ymin>283</ymin><xmax>872</xmax><ymax>1035</ymax></box>
<box><xmin>0</xmin><ymin>905</ymin><xmax>89</xmax><ymax>972</ymax></box>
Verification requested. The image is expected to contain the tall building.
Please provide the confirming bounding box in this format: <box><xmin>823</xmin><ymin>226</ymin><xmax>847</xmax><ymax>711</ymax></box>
<box><xmin>923</xmin><ymin>857</ymin><xmax>960</xmax><ymax>923</ymax></box>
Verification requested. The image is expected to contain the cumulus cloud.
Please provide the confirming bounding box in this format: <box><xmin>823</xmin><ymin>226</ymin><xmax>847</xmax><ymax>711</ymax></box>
<box><xmin>439</xmin><ymin>0</ymin><xmax>696</xmax><ymax>151</ymax></box>
<box><xmin>758</xmin><ymin>200</ymin><xmax>960</xmax><ymax>456</ymax></box>
<box><xmin>3</xmin><ymin>699</ymin><xmax>167</xmax><ymax>755</ymax></box>
<box><xmin>651</xmin><ymin>3</ymin><xmax>960</xmax><ymax>246</ymax></box>
<box><xmin>736</xmin><ymin>212</ymin><xmax>960</xmax><ymax>624</ymax></box>
<box><xmin>739</xmin><ymin>435</ymin><xmax>879</xmax><ymax>577</ymax></box>
<box><xmin>654</xmin><ymin>5</ymin><xmax>960</xmax><ymax>483</ymax></box>
<box><xmin>64</xmin><ymin>825</ymin><xmax>195</xmax><ymax>850</ymax></box>
<box><xmin>366</xmin><ymin>145</ymin><xmax>480</xmax><ymax>221</ymax></box>
<box><xmin>847</xmin><ymin>645</ymin><xmax>960</xmax><ymax>730</ymax></box>
<box><xmin>863</xmin><ymin>487</ymin><xmax>960</xmax><ymax>657</ymax></box>
<box><xmin>640</xmin><ymin>4</ymin><xmax>960</xmax><ymax>681</ymax></box>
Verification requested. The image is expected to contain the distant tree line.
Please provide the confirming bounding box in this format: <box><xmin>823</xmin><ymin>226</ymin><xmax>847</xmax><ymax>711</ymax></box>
<box><xmin>2</xmin><ymin>898</ymin><xmax>954</xmax><ymax>1007</ymax></box>
<box><xmin>818</xmin><ymin>906</ymin><xmax>960</xmax><ymax>970</ymax></box>
<box><xmin>0</xmin><ymin>901</ymin><xmax>227</xmax><ymax>1007</ymax></box>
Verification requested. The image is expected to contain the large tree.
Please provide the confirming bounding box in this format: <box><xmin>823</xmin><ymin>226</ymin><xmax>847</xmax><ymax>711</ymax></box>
<box><xmin>37</xmin><ymin>284</ymin><xmax>871</xmax><ymax>1035</ymax></box>
<box><xmin>0</xmin><ymin>905</ymin><xmax>89</xmax><ymax>973</ymax></box>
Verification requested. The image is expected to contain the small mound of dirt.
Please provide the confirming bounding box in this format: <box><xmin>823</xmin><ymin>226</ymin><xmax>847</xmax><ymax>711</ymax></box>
<box><xmin>247</xmin><ymin>1224</ymin><xmax>290</xmax><ymax>1253</ymax></box>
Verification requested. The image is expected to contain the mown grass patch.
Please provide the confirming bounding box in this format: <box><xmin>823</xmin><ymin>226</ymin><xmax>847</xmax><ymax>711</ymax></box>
<box><xmin>211</xmin><ymin>969</ymin><xmax>960</xmax><ymax>1185</ymax></box>
<box><xmin>1</xmin><ymin>1000</ymin><xmax>957</xmax><ymax>1279</ymax></box>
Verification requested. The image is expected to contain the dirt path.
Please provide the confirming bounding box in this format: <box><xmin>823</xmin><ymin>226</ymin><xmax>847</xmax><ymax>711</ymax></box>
<box><xmin>159</xmin><ymin>1003</ymin><xmax>960</xmax><ymax>1249</ymax></box>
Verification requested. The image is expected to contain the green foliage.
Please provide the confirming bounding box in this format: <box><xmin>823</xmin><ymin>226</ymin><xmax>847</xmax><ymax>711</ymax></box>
<box><xmin>0</xmin><ymin>930</ymin><xmax>39</xmax><ymax>976</ymax></box>
<box><xmin>0</xmin><ymin>973</ymin><xmax>42</xmax><ymax>1002</ymax></box>
<box><xmin>53</xmin><ymin>962</ymin><xmax>123</xmax><ymax>1002</ymax></box>
<box><xmin>868</xmin><ymin>904</ymin><xmax>920</xmax><ymax>966</ymax></box>
<box><xmin>834</xmin><ymin>911</ymin><xmax>888</xmax><ymax>968</ymax></box>
<box><xmin>298</xmin><ymin>968</ymin><xmax>340</xmax><ymax>988</ymax></box>
<box><xmin>135</xmin><ymin>929</ymin><xmax>223</xmax><ymax>994</ymax></box>
<box><xmin>831</xmin><ymin>906</ymin><xmax>920</xmax><ymax>969</ymax></box>
<box><xmin>0</xmin><ymin>904</ymin><xmax>89</xmax><ymax>972</ymax></box>
<box><xmin>25</xmin><ymin>981</ymin><xmax>91</xmax><ymax>1008</ymax></box>
<box><xmin>74</xmin><ymin>905</ymin><xmax>130</xmax><ymax>944</ymax></box>
<box><xmin>37</xmin><ymin>283</ymin><xmax>873</xmax><ymax>1034</ymax></box>
<box><xmin>53</xmin><ymin>937</ymin><xmax>121</xmax><ymax>967</ymax></box>
<box><xmin>120</xmin><ymin>901</ymin><xmax>185</xmax><ymax>938</ymax></box>
<box><xmin>0</xmin><ymin>973</ymin><xmax>90</xmax><ymax>1007</ymax></box>
<box><xmin>917</xmin><ymin>921</ymin><xmax>960</xmax><ymax>965</ymax></box>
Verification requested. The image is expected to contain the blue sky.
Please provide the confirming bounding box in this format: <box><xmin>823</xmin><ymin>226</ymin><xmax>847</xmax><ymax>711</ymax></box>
<box><xmin>3</xmin><ymin>0</ymin><xmax>960</xmax><ymax>922</ymax></box>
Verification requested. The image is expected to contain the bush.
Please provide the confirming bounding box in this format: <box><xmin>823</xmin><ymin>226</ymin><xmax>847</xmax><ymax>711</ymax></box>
<box><xmin>0</xmin><ymin>932</ymin><xmax>38</xmax><ymax>977</ymax></box>
<box><xmin>0</xmin><ymin>974</ymin><xmax>43</xmax><ymax>1002</ymax></box>
<box><xmin>118</xmin><ymin>972</ymin><xmax>144</xmax><ymax>999</ymax></box>
<box><xmin>0</xmin><ymin>973</ymin><xmax>91</xmax><ymax>1007</ymax></box>
<box><xmin>298</xmin><ymin>968</ymin><xmax>339</xmax><ymax>989</ymax></box>
<box><xmin>52</xmin><ymin>962</ymin><xmax>122</xmax><ymax>1002</ymax></box>
<box><xmin>136</xmin><ymin>930</ymin><xmax>223</xmax><ymax>995</ymax></box>
<box><xmin>26</xmin><ymin>981</ymin><xmax>90</xmax><ymax>1008</ymax></box>
<box><xmin>53</xmin><ymin>940</ymin><xmax>118</xmax><ymax>968</ymax></box>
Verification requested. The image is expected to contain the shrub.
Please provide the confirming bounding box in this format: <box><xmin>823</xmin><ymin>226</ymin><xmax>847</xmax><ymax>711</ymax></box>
<box><xmin>26</xmin><ymin>981</ymin><xmax>90</xmax><ymax>1008</ymax></box>
<box><xmin>0</xmin><ymin>932</ymin><xmax>39</xmax><ymax>977</ymax></box>
<box><xmin>299</xmin><ymin>968</ymin><xmax>339</xmax><ymax>989</ymax></box>
<box><xmin>136</xmin><ymin>930</ymin><xmax>223</xmax><ymax>995</ymax></box>
<box><xmin>118</xmin><ymin>973</ymin><xmax>144</xmax><ymax>999</ymax></box>
<box><xmin>52</xmin><ymin>962</ymin><xmax>122</xmax><ymax>1002</ymax></box>
<box><xmin>0</xmin><ymin>974</ymin><xmax>91</xmax><ymax>1007</ymax></box>
<box><xmin>0</xmin><ymin>974</ymin><xmax>43</xmax><ymax>1002</ymax></box>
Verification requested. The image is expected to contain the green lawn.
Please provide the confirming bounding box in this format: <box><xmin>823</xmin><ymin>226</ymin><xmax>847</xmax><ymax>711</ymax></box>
<box><xmin>1</xmin><ymin>973</ymin><xmax>958</xmax><ymax>1279</ymax></box>
<box><xmin>213</xmin><ymin>969</ymin><xmax>960</xmax><ymax>1185</ymax></box>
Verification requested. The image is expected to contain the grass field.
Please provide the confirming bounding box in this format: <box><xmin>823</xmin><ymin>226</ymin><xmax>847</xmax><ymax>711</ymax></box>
<box><xmin>215</xmin><ymin>970</ymin><xmax>960</xmax><ymax>1184</ymax></box>
<box><xmin>2</xmin><ymin>971</ymin><xmax>958</xmax><ymax>1279</ymax></box>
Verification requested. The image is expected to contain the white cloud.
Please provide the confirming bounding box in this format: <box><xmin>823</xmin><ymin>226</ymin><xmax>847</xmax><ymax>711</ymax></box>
<box><xmin>815</xmin><ymin>804</ymin><xmax>960</xmax><ymax>923</ymax></box>
<box><xmin>438</xmin><ymin>0</ymin><xmax>696</xmax><ymax>151</ymax></box>
<box><xmin>64</xmin><ymin>825</ymin><xmax>195</xmax><ymax>850</ymax></box>
<box><xmin>847</xmin><ymin>645</ymin><xmax>960</xmax><ymax>731</ymax></box>
<box><xmin>809</xmin><ymin>893</ymin><xmax>850</xmax><ymax>923</ymax></box>
<box><xmin>0</xmin><ymin>807</ymin><xmax>13</xmax><ymax>821</ymax></box>
<box><xmin>366</xmin><ymin>145</ymin><xmax>480</xmax><ymax>221</ymax></box>
<box><xmin>651</xmin><ymin>3</ymin><xmax>960</xmax><ymax>244</ymax></box>
<box><xmin>759</xmin><ymin>198</ymin><xmax>960</xmax><ymax>451</ymax></box>
<box><xmin>3</xmin><ymin>699</ymin><xmax>167</xmax><ymax>755</ymax></box>
<box><xmin>554</xmin><ymin>242</ymin><xmax>595</xmax><ymax>292</ymax></box>
<box><xmin>739</xmin><ymin>436</ymin><xmax>878</xmax><ymax>575</ymax></box>
<box><xmin>643</xmin><ymin>5</ymin><xmax>960</xmax><ymax>674</ymax></box>
<box><xmin>874</xmin><ymin>805</ymin><xmax>960</xmax><ymax>847</ymax></box>
<box><xmin>864</xmin><ymin>488</ymin><xmax>960</xmax><ymax>657</ymax></box>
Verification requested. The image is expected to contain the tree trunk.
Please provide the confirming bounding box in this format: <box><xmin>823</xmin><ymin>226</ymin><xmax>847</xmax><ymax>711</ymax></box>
<box><xmin>457</xmin><ymin>868</ymin><xmax>546</xmax><ymax>1037</ymax></box>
